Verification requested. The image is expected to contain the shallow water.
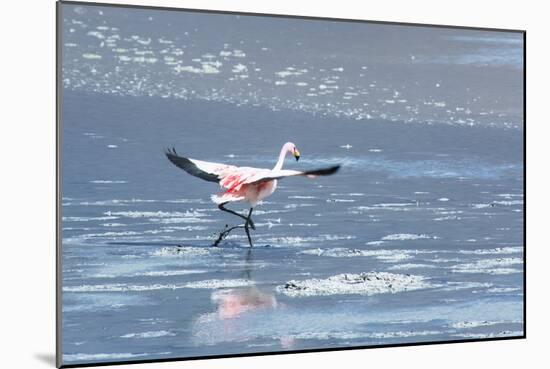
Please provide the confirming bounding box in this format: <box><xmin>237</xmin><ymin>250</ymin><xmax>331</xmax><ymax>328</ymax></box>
<box><xmin>60</xmin><ymin>4</ymin><xmax>524</xmax><ymax>366</ymax></box>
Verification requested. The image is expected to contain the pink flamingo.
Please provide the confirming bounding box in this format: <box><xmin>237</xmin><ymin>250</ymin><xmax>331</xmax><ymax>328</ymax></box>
<box><xmin>165</xmin><ymin>142</ymin><xmax>340</xmax><ymax>246</ymax></box>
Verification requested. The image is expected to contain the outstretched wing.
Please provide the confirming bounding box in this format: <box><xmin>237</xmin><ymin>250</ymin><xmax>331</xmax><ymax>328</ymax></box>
<box><xmin>245</xmin><ymin>165</ymin><xmax>341</xmax><ymax>185</ymax></box>
<box><xmin>166</xmin><ymin>147</ymin><xmax>340</xmax><ymax>189</ymax></box>
<box><xmin>165</xmin><ymin>147</ymin><xmax>238</xmax><ymax>183</ymax></box>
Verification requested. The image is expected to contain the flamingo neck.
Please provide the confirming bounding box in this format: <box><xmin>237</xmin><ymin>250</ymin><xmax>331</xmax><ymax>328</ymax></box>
<box><xmin>273</xmin><ymin>144</ymin><xmax>289</xmax><ymax>171</ymax></box>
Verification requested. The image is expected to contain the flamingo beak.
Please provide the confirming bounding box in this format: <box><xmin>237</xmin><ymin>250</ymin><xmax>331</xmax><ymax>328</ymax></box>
<box><xmin>293</xmin><ymin>149</ymin><xmax>300</xmax><ymax>161</ymax></box>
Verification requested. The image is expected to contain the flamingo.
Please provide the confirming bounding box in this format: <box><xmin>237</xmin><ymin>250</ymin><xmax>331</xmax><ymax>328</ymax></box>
<box><xmin>165</xmin><ymin>142</ymin><xmax>340</xmax><ymax>246</ymax></box>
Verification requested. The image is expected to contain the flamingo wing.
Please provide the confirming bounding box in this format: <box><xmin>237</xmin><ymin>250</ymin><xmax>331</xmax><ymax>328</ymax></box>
<box><xmin>165</xmin><ymin>147</ymin><xmax>238</xmax><ymax>183</ymax></box>
<box><xmin>245</xmin><ymin>165</ymin><xmax>341</xmax><ymax>185</ymax></box>
<box><xmin>165</xmin><ymin>148</ymin><xmax>265</xmax><ymax>190</ymax></box>
<box><xmin>166</xmin><ymin>147</ymin><xmax>340</xmax><ymax>189</ymax></box>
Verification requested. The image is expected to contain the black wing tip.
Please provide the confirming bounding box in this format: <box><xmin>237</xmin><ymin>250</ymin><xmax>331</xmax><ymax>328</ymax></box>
<box><xmin>164</xmin><ymin>146</ymin><xmax>178</xmax><ymax>157</ymax></box>
<box><xmin>305</xmin><ymin>164</ymin><xmax>341</xmax><ymax>177</ymax></box>
<box><xmin>326</xmin><ymin>164</ymin><xmax>341</xmax><ymax>175</ymax></box>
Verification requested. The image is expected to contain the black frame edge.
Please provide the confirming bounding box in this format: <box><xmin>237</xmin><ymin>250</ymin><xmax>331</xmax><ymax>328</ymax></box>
<box><xmin>56</xmin><ymin>1</ymin><xmax>63</xmax><ymax>368</ymax></box>
<box><xmin>522</xmin><ymin>30</ymin><xmax>526</xmax><ymax>339</ymax></box>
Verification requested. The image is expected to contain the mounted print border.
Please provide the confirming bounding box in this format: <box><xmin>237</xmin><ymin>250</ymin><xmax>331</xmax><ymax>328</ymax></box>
<box><xmin>57</xmin><ymin>1</ymin><xmax>526</xmax><ymax>367</ymax></box>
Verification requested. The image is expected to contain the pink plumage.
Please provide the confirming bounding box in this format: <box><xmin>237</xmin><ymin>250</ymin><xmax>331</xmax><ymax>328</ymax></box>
<box><xmin>165</xmin><ymin>142</ymin><xmax>340</xmax><ymax>246</ymax></box>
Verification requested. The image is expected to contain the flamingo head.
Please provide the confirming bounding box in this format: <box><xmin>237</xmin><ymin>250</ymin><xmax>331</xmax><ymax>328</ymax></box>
<box><xmin>284</xmin><ymin>142</ymin><xmax>300</xmax><ymax>162</ymax></box>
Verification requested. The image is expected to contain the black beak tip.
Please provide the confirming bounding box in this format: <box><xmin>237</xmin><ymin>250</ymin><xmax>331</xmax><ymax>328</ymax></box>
<box><xmin>295</xmin><ymin>156</ymin><xmax>300</xmax><ymax>162</ymax></box>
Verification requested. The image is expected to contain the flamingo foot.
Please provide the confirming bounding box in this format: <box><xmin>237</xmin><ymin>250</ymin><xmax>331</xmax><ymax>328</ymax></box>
<box><xmin>211</xmin><ymin>223</ymin><xmax>254</xmax><ymax>247</ymax></box>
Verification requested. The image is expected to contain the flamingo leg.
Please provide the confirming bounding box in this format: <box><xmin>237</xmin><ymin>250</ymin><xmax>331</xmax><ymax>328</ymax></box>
<box><xmin>218</xmin><ymin>202</ymin><xmax>255</xmax><ymax>230</ymax></box>
<box><xmin>244</xmin><ymin>207</ymin><xmax>254</xmax><ymax>247</ymax></box>
<box><xmin>212</xmin><ymin>224</ymin><xmax>245</xmax><ymax>247</ymax></box>
<box><xmin>212</xmin><ymin>208</ymin><xmax>255</xmax><ymax>247</ymax></box>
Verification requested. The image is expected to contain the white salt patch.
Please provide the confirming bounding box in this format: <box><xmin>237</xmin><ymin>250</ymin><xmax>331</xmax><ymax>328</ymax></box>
<box><xmin>232</xmin><ymin>63</ymin><xmax>247</xmax><ymax>73</ymax></box>
<box><xmin>107</xmin><ymin>144</ymin><xmax>118</xmax><ymax>148</ymax></box>
<box><xmin>275</xmin><ymin>68</ymin><xmax>305</xmax><ymax>78</ymax></box>
<box><xmin>276</xmin><ymin>272</ymin><xmax>433</xmax><ymax>297</ymax></box>
<box><xmin>140</xmin><ymin>270</ymin><xmax>208</xmax><ymax>277</ymax></box>
<box><xmin>121</xmin><ymin>330</ymin><xmax>175</xmax><ymax>338</ymax></box>
<box><xmin>287</xmin><ymin>330</ymin><xmax>439</xmax><ymax>341</ymax></box>
<box><xmin>163</xmin><ymin>226</ymin><xmax>208</xmax><ymax>231</ymax></box>
<box><xmin>452</xmin><ymin>257</ymin><xmax>523</xmax><ymax>275</ymax></box>
<box><xmin>301</xmin><ymin>247</ymin><xmax>426</xmax><ymax>263</ymax></box>
<box><xmin>263</xmin><ymin>234</ymin><xmax>355</xmax><ymax>246</ymax></box>
<box><xmin>452</xmin><ymin>331</ymin><xmax>523</xmax><ymax>339</ymax></box>
<box><xmin>459</xmin><ymin>247</ymin><xmax>523</xmax><ymax>255</ymax></box>
<box><xmin>86</xmin><ymin>31</ymin><xmax>105</xmax><ymax>39</ymax></box>
<box><xmin>185</xmin><ymin>279</ymin><xmax>255</xmax><ymax>289</ymax></box>
<box><xmin>376</xmin><ymin>253</ymin><xmax>414</xmax><ymax>262</ymax></box>
<box><xmin>488</xmin><ymin>287</ymin><xmax>522</xmax><ymax>293</ymax></box>
<box><xmin>438</xmin><ymin>198</ymin><xmax>450</xmax><ymax>202</ymax></box>
<box><xmin>494</xmin><ymin>200</ymin><xmax>523</xmax><ymax>206</ymax></box>
<box><xmin>366</xmin><ymin>241</ymin><xmax>385</xmax><ymax>246</ymax></box>
<box><xmin>63</xmin><ymin>216</ymin><xmax>119</xmax><ymax>222</ymax></box>
<box><xmin>152</xmin><ymin>217</ymin><xmax>213</xmax><ymax>224</ymax></box>
<box><xmin>449</xmin><ymin>320</ymin><xmax>517</xmax><ymax>329</ymax></box>
<box><xmin>63</xmin><ymin>278</ymin><xmax>253</xmax><ymax>292</ymax></box>
<box><xmin>130</xmin><ymin>56</ymin><xmax>157</xmax><ymax>64</ymax></box>
<box><xmin>135</xmin><ymin>38</ymin><xmax>151</xmax><ymax>45</ymax></box>
<box><xmin>331</xmin><ymin>193</ymin><xmax>364</xmax><ymax>197</ymax></box>
<box><xmin>164</xmin><ymin>198</ymin><xmax>206</xmax><ymax>204</ymax></box>
<box><xmin>326</xmin><ymin>198</ymin><xmax>355</xmax><ymax>203</ymax></box>
<box><xmin>439</xmin><ymin>282</ymin><xmax>493</xmax><ymax>291</ymax></box>
<box><xmin>90</xmin><ymin>180</ymin><xmax>127</xmax><ymax>184</ymax></box>
<box><xmin>64</xmin><ymin>353</ymin><xmax>153</xmax><ymax>362</ymax></box>
<box><xmin>497</xmin><ymin>193</ymin><xmax>523</xmax><ymax>199</ymax></box>
<box><xmin>284</xmin><ymin>203</ymin><xmax>315</xmax><ymax>209</ymax></box>
<box><xmin>151</xmin><ymin>246</ymin><xmax>217</xmax><ymax>257</ymax></box>
<box><xmin>376</xmin><ymin>203</ymin><xmax>414</xmax><ymax>208</ymax></box>
<box><xmin>381</xmin><ymin>233</ymin><xmax>433</xmax><ymax>241</ymax></box>
<box><xmin>106</xmin><ymin>210</ymin><xmax>208</xmax><ymax>219</ymax></box>
<box><xmin>82</xmin><ymin>53</ymin><xmax>102</xmax><ymax>60</ymax></box>
<box><xmin>388</xmin><ymin>263</ymin><xmax>437</xmax><ymax>270</ymax></box>
<box><xmin>232</xmin><ymin>49</ymin><xmax>246</xmax><ymax>58</ymax></box>
<box><xmin>174</xmin><ymin>64</ymin><xmax>219</xmax><ymax>74</ymax></box>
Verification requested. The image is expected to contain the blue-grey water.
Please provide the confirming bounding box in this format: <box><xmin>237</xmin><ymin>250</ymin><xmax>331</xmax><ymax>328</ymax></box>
<box><xmin>60</xmin><ymin>4</ymin><xmax>524</xmax><ymax>366</ymax></box>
